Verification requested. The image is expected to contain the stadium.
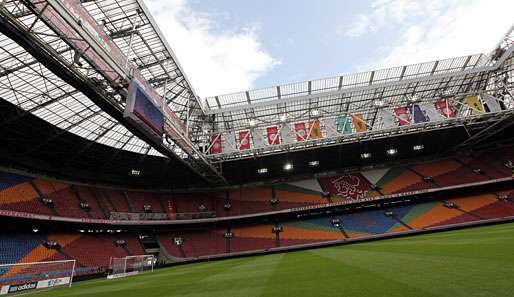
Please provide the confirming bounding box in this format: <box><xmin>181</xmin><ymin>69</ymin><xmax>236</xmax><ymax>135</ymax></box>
<box><xmin>0</xmin><ymin>0</ymin><xmax>513</xmax><ymax>296</ymax></box>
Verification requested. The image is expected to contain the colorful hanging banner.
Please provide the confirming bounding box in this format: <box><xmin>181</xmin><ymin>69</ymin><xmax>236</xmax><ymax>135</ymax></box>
<box><xmin>394</xmin><ymin>106</ymin><xmax>410</xmax><ymax>126</ymax></box>
<box><xmin>210</xmin><ymin>134</ymin><xmax>222</xmax><ymax>155</ymax></box>
<box><xmin>280</xmin><ymin>123</ymin><xmax>295</xmax><ymax>145</ymax></box>
<box><xmin>421</xmin><ymin>103</ymin><xmax>443</xmax><ymax>122</ymax></box>
<box><xmin>252</xmin><ymin>129</ymin><xmax>265</xmax><ymax>149</ymax></box>
<box><xmin>351</xmin><ymin>113</ymin><xmax>368</xmax><ymax>132</ymax></box>
<box><xmin>294</xmin><ymin>122</ymin><xmax>307</xmax><ymax>142</ymax></box>
<box><xmin>238</xmin><ymin>131</ymin><xmax>251</xmax><ymax>150</ymax></box>
<box><xmin>466</xmin><ymin>95</ymin><xmax>485</xmax><ymax>115</ymax></box>
<box><xmin>336</xmin><ymin>115</ymin><xmax>353</xmax><ymax>134</ymax></box>
<box><xmin>267</xmin><ymin>126</ymin><xmax>281</xmax><ymax>145</ymax></box>
<box><xmin>309</xmin><ymin>119</ymin><xmax>322</xmax><ymax>139</ymax></box>
<box><xmin>436</xmin><ymin>100</ymin><xmax>456</xmax><ymax>118</ymax></box>
<box><xmin>222</xmin><ymin>132</ymin><xmax>237</xmax><ymax>154</ymax></box>
<box><xmin>380</xmin><ymin>109</ymin><xmax>396</xmax><ymax>128</ymax></box>
<box><xmin>408</xmin><ymin>104</ymin><xmax>428</xmax><ymax>123</ymax></box>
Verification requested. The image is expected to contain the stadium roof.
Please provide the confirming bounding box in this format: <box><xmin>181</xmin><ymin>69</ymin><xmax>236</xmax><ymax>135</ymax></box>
<box><xmin>205</xmin><ymin>54</ymin><xmax>487</xmax><ymax>111</ymax></box>
<box><xmin>203</xmin><ymin>53</ymin><xmax>492</xmax><ymax>136</ymax></box>
<box><xmin>0</xmin><ymin>1</ymin><xmax>512</xmax><ymax>187</ymax></box>
<box><xmin>0</xmin><ymin>0</ymin><xmax>202</xmax><ymax>157</ymax></box>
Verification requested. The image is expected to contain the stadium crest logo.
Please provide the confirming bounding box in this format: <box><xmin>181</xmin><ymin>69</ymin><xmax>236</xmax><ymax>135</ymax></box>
<box><xmin>331</xmin><ymin>175</ymin><xmax>366</xmax><ymax>200</ymax></box>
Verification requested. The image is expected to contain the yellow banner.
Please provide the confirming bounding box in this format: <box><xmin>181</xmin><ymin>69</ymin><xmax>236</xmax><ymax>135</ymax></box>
<box><xmin>309</xmin><ymin>119</ymin><xmax>322</xmax><ymax>139</ymax></box>
<box><xmin>466</xmin><ymin>95</ymin><xmax>485</xmax><ymax>115</ymax></box>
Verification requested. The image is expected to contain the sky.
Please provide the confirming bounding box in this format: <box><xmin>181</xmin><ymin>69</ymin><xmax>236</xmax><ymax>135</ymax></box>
<box><xmin>145</xmin><ymin>0</ymin><xmax>514</xmax><ymax>98</ymax></box>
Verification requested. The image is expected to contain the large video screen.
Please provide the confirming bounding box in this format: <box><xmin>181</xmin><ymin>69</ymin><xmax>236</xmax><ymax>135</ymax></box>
<box><xmin>128</xmin><ymin>83</ymin><xmax>164</xmax><ymax>135</ymax></box>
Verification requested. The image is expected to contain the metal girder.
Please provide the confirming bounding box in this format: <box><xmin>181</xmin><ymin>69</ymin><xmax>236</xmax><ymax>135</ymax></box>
<box><xmin>202</xmin><ymin>27</ymin><xmax>514</xmax><ymax>161</ymax></box>
<box><xmin>0</xmin><ymin>1</ymin><xmax>226</xmax><ymax>185</ymax></box>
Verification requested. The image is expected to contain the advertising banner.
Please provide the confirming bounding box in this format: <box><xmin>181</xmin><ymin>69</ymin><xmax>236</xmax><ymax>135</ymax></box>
<box><xmin>7</xmin><ymin>282</ymin><xmax>37</xmax><ymax>294</ymax></box>
<box><xmin>36</xmin><ymin>277</ymin><xmax>71</xmax><ymax>289</ymax></box>
<box><xmin>0</xmin><ymin>286</ymin><xmax>10</xmax><ymax>295</ymax></box>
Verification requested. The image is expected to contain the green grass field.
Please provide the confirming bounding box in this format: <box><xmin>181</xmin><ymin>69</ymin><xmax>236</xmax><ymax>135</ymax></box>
<box><xmin>27</xmin><ymin>223</ymin><xmax>514</xmax><ymax>297</ymax></box>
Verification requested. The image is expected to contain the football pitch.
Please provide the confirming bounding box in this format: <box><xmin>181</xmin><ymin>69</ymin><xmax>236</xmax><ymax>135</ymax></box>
<box><xmin>28</xmin><ymin>223</ymin><xmax>514</xmax><ymax>297</ymax></box>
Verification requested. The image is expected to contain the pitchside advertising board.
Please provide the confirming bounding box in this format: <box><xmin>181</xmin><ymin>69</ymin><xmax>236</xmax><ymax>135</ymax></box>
<box><xmin>0</xmin><ymin>277</ymin><xmax>70</xmax><ymax>295</ymax></box>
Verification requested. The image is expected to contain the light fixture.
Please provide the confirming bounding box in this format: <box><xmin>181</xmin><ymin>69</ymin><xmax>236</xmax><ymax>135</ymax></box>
<box><xmin>32</xmin><ymin>229</ymin><xmax>39</xmax><ymax>233</ymax></box>
<box><xmin>361</xmin><ymin>152</ymin><xmax>372</xmax><ymax>159</ymax></box>
<box><xmin>308</xmin><ymin>160</ymin><xmax>320</xmax><ymax>167</ymax></box>
<box><xmin>279</xmin><ymin>114</ymin><xmax>288</xmax><ymax>123</ymax></box>
<box><xmin>374</xmin><ymin>100</ymin><xmax>385</xmax><ymax>107</ymax></box>
<box><xmin>310</xmin><ymin>109</ymin><xmax>320</xmax><ymax>117</ymax></box>
<box><xmin>386</xmin><ymin>148</ymin><xmax>397</xmax><ymax>156</ymax></box>
<box><xmin>413</xmin><ymin>144</ymin><xmax>424</xmax><ymax>151</ymax></box>
<box><xmin>248</xmin><ymin>119</ymin><xmax>257</xmax><ymax>128</ymax></box>
<box><xmin>257</xmin><ymin>168</ymin><xmax>268</xmax><ymax>174</ymax></box>
<box><xmin>283</xmin><ymin>163</ymin><xmax>293</xmax><ymax>171</ymax></box>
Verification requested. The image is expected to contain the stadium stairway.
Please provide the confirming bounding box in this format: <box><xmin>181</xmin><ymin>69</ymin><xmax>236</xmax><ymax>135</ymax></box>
<box><xmin>128</xmin><ymin>192</ymin><xmax>162</xmax><ymax>213</ymax></box>
<box><xmin>155</xmin><ymin>235</ymin><xmax>183</xmax><ymax>263</ymax></box>
<box><xmin>86</xmin><ymin>188</ymin><xmax>110</xmax><ymax>218</ymax></box>
<box><xmin>99</xmin><ymin>190</ymin><xmax>120</xmax><ymax>212</ymax></box>
<box><xmin>71</xmin><ymin>185</ymin><xmax>93</xmax><ymax>218</ymax></box>
<box><xmin>386</xmin><ymin>212</ymin><xmax>414</xmax><ymax>230</ymax></box>
<box><xmin>77</xmin><ymin>186</ymin><xmax>106</xmax><ymax>219</ymax></box>
<box><xmin>157</xmin><ymin>194</ymin><xmax>167</xmax><ymax>213</ymax></box>
<box><xmin>121</xmin><ymin>245</ymin><xmax>133</xmax><ymax>256</ymax></box>
<box><xmin>29</xmin><ymin>180</ymin><xmax>59</xmax><ymax>216</ymax></box>
<box><xmin>122</xmin><ymin>192</ymin><xmax>135</xmax><ymax>213</ymax></box>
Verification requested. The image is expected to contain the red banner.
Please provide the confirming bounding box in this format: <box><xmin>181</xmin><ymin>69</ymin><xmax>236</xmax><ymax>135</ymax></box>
<box><xmin>394</xmin><ymin>107</ymin><xmax>410</xmax><ymax>126</ymax></box>
<box><xmin>436</xmin><ymin>100</ymin><xmax>457</xmax><ymax>118</ymax></box>
<box><xmin>210</xmin><ymin>134</ymin><xmax>222</xmax><ymax>154</ymax></box>
<box><xmin>318</xmin><ymin>174</ymin><xmax>371</xmax><ymax>201</ymax></box>
<box><xmin>238</xmin><ymin>131</ymin><xmax>251</xmax><ymax>150</ymax></box>
<box><xmin>294</xmin><ymin>122</ymin><xmax>307</xmax><ymax>142</ymax></box>
<box><xmin>267</xmin><ymin>126</ymin><xmax>280</xmax><ymax>145</ymax></box>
